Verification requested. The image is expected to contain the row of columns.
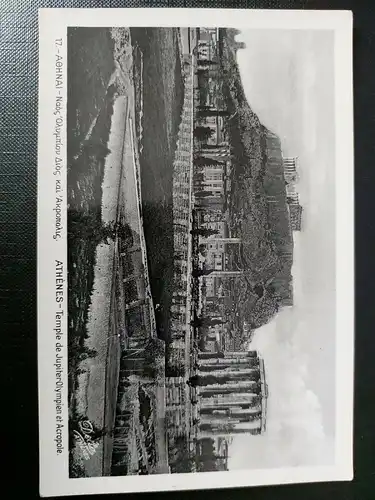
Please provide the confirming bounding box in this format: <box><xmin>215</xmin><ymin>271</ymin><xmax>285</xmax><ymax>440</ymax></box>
<box><xmin>194</xmin><ymin>350</ymin><xmax>265</xmax><ymax>438</ymax></box>
<box><xmin>196</xmin><ymin>370</ymin><xmax>261</xmax><ymax>384</ymax></box>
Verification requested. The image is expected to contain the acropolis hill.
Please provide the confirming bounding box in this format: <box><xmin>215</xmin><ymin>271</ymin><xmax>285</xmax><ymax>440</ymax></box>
<box><xmin>216</xmin><ymin>28</ymin><xmax>295</xmax><ymax>329</ymax></box>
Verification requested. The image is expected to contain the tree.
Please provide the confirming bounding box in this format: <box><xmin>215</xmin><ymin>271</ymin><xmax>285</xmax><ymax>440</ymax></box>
<box><xmin>186</xmin><ymin>375</ymin><xmax>199</xmax><ymax>387</ymax></box>
<box><xmin>70</xmin><ymin>460</ymin><xmax>87</xmax><ymax>478</ymax></box>
<box><xmin>192</xmin><ymin>268</ymin><xmax>214</xmax><ymax>278</ymax></box>
<box><xmin>204</xmin><ymin>317</ymin><xmax>225</xmax><ymax>327</ymax></box>
<box><xmin>69</xmin><ymin>213</ymin><xmax>132</xmax><ymax>246</ymax></box>
<box><xmin>190</xmin><ymin>316</ymin><xmax>225</xmax><ymax>328</ymax></box>
<box><xmin>253</xmin><ymin>284</ymin><xmax>264</xmax><ymax>298</ymax></box>
<box><xmin>190</xmin><ymin>227</ymin><xmax>219</xmax><ymax>237</ymax></box>
<box><xmin>197</xmin><ymin>105</ymin><xmax>215</xmax><ymax>112</ymax></box>
<box><xmin>194</xmin><ymin>156</ymin><xmax>224</xmax><ymax>167</ymax></box>
<box><xmin>77</xmin><ymin>347</ymin><xmax>97</xmax><ymax>361</ymax></box>
<box><xmin>84</xmin><ymin>141</ymin><xmax>111</xmax><ymax>158</ymax></box>
<box><xmin>198</xmin><ymin>59</ymin><xmax>218</xmax><ymax>67</ymax></box>
<box><xmin>195</xmin><ymin>438</ymin><xmax>223</xmax><ymax>472</ymax></box>
<box><xmin>194</xmin><ymin>191</ymin><xmax>213</xmax><ymax>199</ymax></box>
<box><xmin>166</xmin><ymin>363</ymin><xmax>185</xmax><ymax>377</ymax></box>
<box><xmin>173</xmin><ymin>252</ymin><xmax>185</xmax><ymax>261</ymax></box>
<box><xmin>142</xmin><ymin>337</ymin><xmax>165</xmax><ymax>378</ymax></box>
<box><xmin>196</xmin><ymin>68</ymin><xmax>209</xmax><ymax>76</ymax></box>
<box><xmin>190</xmin><ymin>316</ymin><xmax>201</xmax><ymax>328</ymax></box>
<box><xmin>194</xmin><ymin>126</ymin><xmax>214</xmax><ymax>143</ymax></box>
<box><xmin>198</xmin><ymin>244</ymin><xmax>207</xmax><ymax>256</ymax></box>
<box><xmin>199</xmin><ymin>143</ymin><xmax>228</xmax><ymax>150</ymax></box>
<box><xmin>197</xmin><ymin>108</ymin><xmax>230</xmax><ymax>119</ymax></box>
<box><xmin>169</xmin><ymin>436</ymin><xmax>195</xmax><ymax>473</ymax></box>
<box><xmin>193</xmin><ymin>172</ymin><xmax>204</xmax><ymax>184</ymax></box>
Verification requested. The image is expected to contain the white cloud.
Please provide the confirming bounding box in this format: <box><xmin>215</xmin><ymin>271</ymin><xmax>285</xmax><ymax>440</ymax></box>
<box><xmin>228</xmin><ymin>308</ymin><xmax>334</xmax><ymax>469</ymax></box>
<box><xmin>227</xmin><ymin>30</ymin><xmax>336</xmax><ymax>470</ymax></box>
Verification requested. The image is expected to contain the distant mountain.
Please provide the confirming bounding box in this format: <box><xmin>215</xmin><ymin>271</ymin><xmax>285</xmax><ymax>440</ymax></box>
<box><xmin>221</xmin><ymin>29</ymin><xmax>294</xmax><ymax>329</ymax></box>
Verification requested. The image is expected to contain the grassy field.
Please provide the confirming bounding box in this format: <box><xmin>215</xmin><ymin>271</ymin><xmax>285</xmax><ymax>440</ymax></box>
<box><xmin>68</xmin><ymin>27</ymin><xmax>184</xmax><ymax>476</ymax></box>
<box><xmin>67</xmin><ymin>28</ymin><xmax>117</xmax><ymax>400</ymax></box>
<box><xmin>67</xmin><ymin>28</ymin><xmax>121</xmax><ymax>479</ymax></box>
<box><xmin>67</xmin><ymin>28</ymin><xmax>115</xmax><ymax>158</ymax></box>
<box><xmin>131</xmin><ymin>28</ymin><xmax>185</xmax><ymax>340</ymax></box>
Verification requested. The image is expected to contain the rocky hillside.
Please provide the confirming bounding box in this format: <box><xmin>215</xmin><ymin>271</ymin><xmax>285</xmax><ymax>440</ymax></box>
<box><xmin>221</xmin><ymin>29</ymin><xmax>294</xmax><ymax>329</ymax></box>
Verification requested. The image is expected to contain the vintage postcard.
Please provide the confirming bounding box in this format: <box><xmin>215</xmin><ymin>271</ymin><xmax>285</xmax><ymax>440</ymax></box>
<box><xmin>38</xmin><ymin>8</ymin><xmax>353</xmax><ymax>497</ymax></box>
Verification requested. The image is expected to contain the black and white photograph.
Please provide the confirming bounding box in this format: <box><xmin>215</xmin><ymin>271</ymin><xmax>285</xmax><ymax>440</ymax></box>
<box><xmin>38</xmin><ymin>8</ymin><xmax>353</xmax><ymax>496</ymax></box>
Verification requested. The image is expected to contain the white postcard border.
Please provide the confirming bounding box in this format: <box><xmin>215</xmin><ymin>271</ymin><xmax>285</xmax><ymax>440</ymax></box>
<box><xmin>38</xmin><ymin>8</ymin><xmax>354</xmax><ymax>497</ymax></box>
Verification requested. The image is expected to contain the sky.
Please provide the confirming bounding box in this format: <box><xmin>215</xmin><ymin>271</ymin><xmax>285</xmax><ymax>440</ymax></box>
<box><xmin>228</xmin><ymin>29</ymin><xmax>336</xmax><ymax>470</ymax></box>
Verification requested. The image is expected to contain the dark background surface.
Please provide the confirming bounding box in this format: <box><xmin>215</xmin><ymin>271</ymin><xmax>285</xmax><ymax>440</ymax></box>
<box><xmin>1</xmin><ymin>0</ymin><xmax>372</xmax><ymax>498</ymax></box>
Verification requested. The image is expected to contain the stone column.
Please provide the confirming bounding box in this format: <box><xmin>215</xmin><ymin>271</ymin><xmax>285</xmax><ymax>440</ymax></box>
<box><xmin>200</xmin><ymin>394</ymin><xmax>262</xmax><ymax>410</ymax></box>
<box><xmin>198</xmin><ymin>428</ymin><xmax>261</xmax><ymax>439</ymax></box>
<box><xmin>197</xmin><ymin>370</ymin><xmax>261</xmax><ymax>382</ymax></box>
<box><xmin>200</xmin><ymin>407</ymin><xmax>262</xmax><ymax>419</ymax></box>
<box><xmin>198</xmin><ymin>360</ymin><xmax>259</xmax><ymax>372</ymax></box>
<box><xmin>198</xmin><ymin>351</ymin><xmax>225</xmax><ymax>360</ymax></box>
<box><xmin>200</xmin><ymin>411</ymin><xmax>262</xmax><ymax>425</ymax></box>
<box><xmin>198</xmin><ymin>423</ymin><xmax>262</xmax><ymax>438</ymax></box>
<box><xmin>200</xmin><ymin>402</ymin><xmax>261</xmax><ymax>413</ymax></box>
<box><xmin>199</xmin><ymin>355</ymin><xmax>259</xmax><ymax>366</ymax></box>
<box><xmin>199</xmin><ymin>382</ymin><xmax>261</xmax><ymax>398</ymax></box>
<box><xmin>197</xmin><ymin>374</ymin><xmax>255</xmax><ymax>386</ymax></box>
<box><xmin>223</xmin><ymin>350</ymin><xmax>257</xmax><ymax>359</ymax></box>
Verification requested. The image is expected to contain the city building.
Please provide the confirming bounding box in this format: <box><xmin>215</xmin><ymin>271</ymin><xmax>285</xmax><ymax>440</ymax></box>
<box><xmin>193</xmin><ymin>194</ymin><xmax>225</xmax><ymax>211</ymax></box>
<box><xmin>200</xmin><ymin>143</ymin><xmax>231</xmax><ymax>161</ymax></box>
<box><xmin>205</xmin><ymin>339</ymin><xmax>217</xmax><ymax>353</ymax></box>
<box><xmin>167</xmin><ymin>343</ymin><xmax>186</xmax><ymax>377</ymax></box>
<box><xmin>204</xmin><ymin>114</ymin><xmax>225</xmax><ymax>144</ymax></box>
<box><xmin>197</xmin><ymin>28</ymin><xmax>219</xmax><ymax>61</ymax></box>
<box><xmin>194</xmin><ymin>436</ymin><xmax>229</xmax><ymax>471</ymax></box>
<box><xmin>225</xmin><ymin>334</ymin><xmax>244</xmax><ymax>352</ymax></box>
<box><xmin>286</xmin><ymin>181</ymin><xmax>299</xmax><ymax>200</ymax></box>
<box><xmin>201</xmin><ymin>162</ymin><xmax>226</xmax><ymax>196</ymax></box>
<box><xmin>205</xmin><ymin>275</ymin><xmax>222</xmax><ymax>298</ymax></box>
